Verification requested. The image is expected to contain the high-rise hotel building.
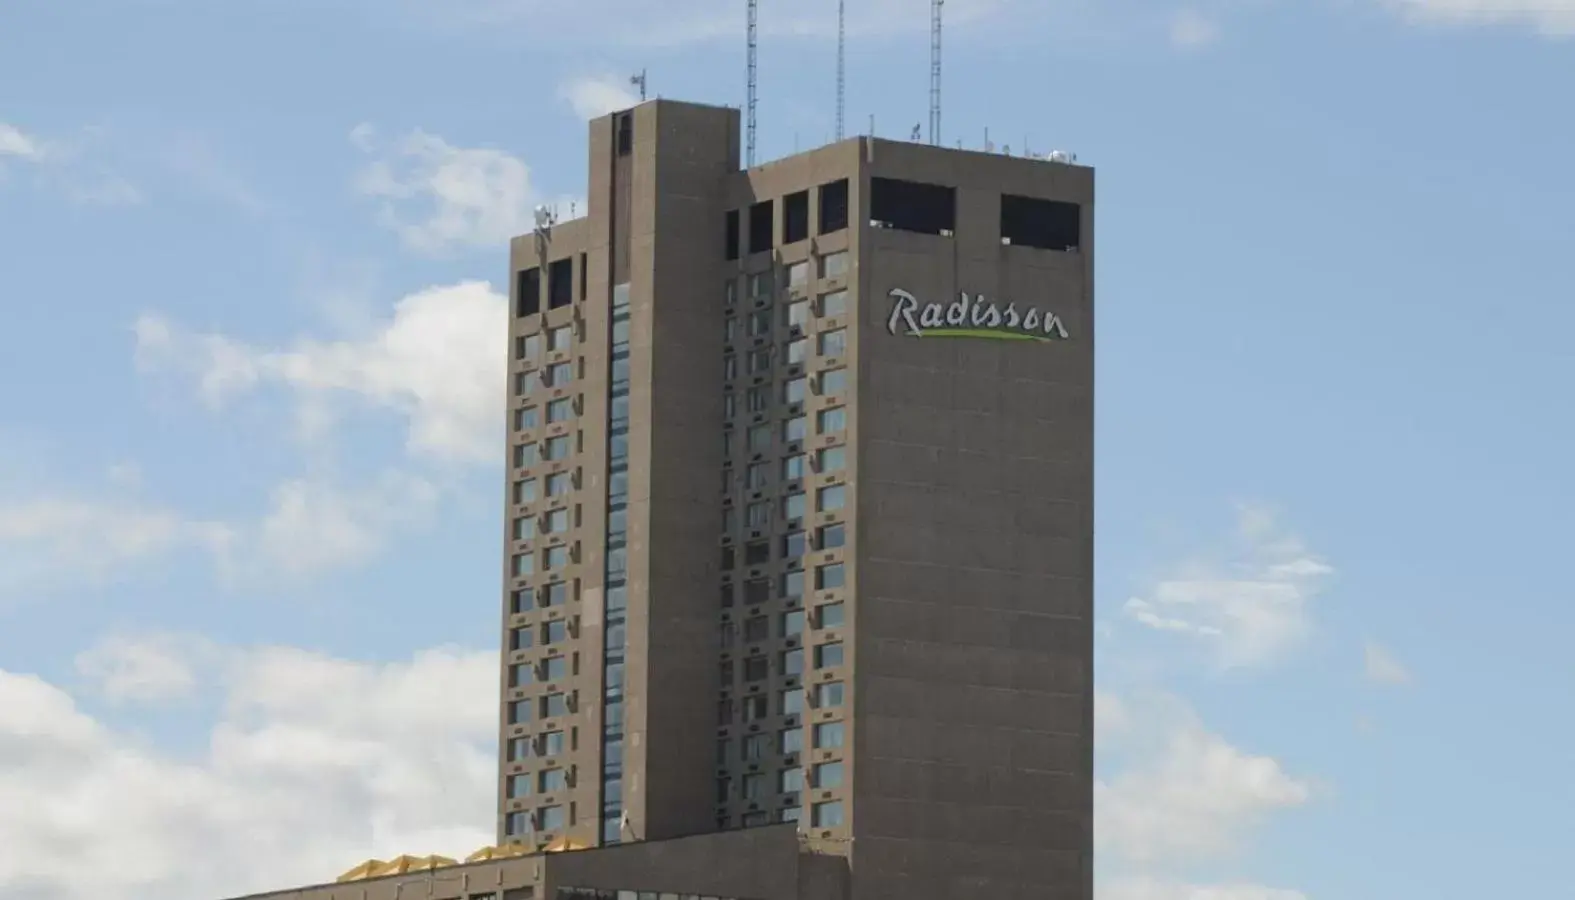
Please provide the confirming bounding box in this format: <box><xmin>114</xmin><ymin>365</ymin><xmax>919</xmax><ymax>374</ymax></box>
<box><xmin>224</xmin><ymin>98</ymin><xmax>1093</xmax><ymax>900</ymax></box>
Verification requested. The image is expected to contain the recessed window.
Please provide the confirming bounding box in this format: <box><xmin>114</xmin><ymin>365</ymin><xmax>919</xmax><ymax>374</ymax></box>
<box><xmin>781</xmin><ymin>609</ymin><xmax>805</xmax><ymax>636</ymax></box>
<box><xmin>749</xmin><ymin>309</ymin><xmax>772</xmax><ymax>336</ymax></box>
<box><xmin>539</xmin><ymin>768</ymin><xmax>569</xmax><ymax>792</ymax></box>
<box><xmin>746</xmin><ymin>501</ymin><xmax>770</xmax><ymax>528</ymax></box>
<box><xmin>748</xmin><ymin>348</ymin><xmax>772</xmax><ymax>374</ymax></box>
<box><xmin>542</xmin><ymin>691</ymin><xmax>571</xmax><ymax>717</ymax></box>
<box><xmin>543</xmin><ymin>619</ymin><xmax>569</xmax><ymax>644</ymax></box>
<box><xmin>507</xmin><ymin>659</ymin><xmax>530</xmax><ymax>686</ymax></box>
<box><xmin>743</xmin><ymin>733</ymin><xmax>769</xmax><ymax>760</ymax></box>
<box><xmin>512</xmin><ymin>407</ymin><xmax>537</xmax><ymax>432</ymax></box>
<box><xmin>725</xmin><ymin>278</ymin><xmax>739</xmax><ymax>305</ymax></box>
<box><xmin>819</xmin><ymin>367</ymin><xmax>847</xmax><ymax>394</ymax></box>
<box><xmin>512</xmin><ymin>516</ymin><xmax>534</xmax><ymax>541</ymax></box>
<box><xmin>540</xmin><ymin>730</ymin><xmax>565</xmax><ymax>755</ymax></box>
<box><xmin>541</xmin><ymin>658</ymin><xmax>569</xmax><ymax>682</ymax></box>
<box><xmin>781</xmin><ymin>688</ymin><xmax>804</xmax><ymax>715</ymax></box>
<box><xmin>724</xmin><ymin>354</ymin><xmax>738</xmax><ymax>380</ymax></box>
<box><xmin>507</xmin><ymin>698</ymin><xmax>530</xmax><ymax>723</ymax></box>
<box><xmin>748</xmin><ymin>200</ymin><xmax>774</xmax><ymax>254</ymax></box>
<box><xmin>783</xmin><ymin>530</ymin><xmax>806</xmax><ymax>557</ymax></box>
<box><xmin>507</xmin><ymin>736</ymin><xmax>530</xmax><ymax>761</ymax></box>
<box><xmin>512</xmin><ymin>443</ymin><xmax>537</xmax><ymax>468</ymax></box>
<box><xmin>513</xmin><ymin>371</ymin><xmax>532</xmax><ymax>396</ymax></box>
<box><xmin>818</xmin><ymin>328</ymin><xmax>846</xmax><ymax>357</ymax></box>
<box><xmin>781</xmin><ymin>648</ymin><xmax>804</xmax><ymax>676</ymax></box>
<box><xmin>747</xmin><ymin>385</ymin><xmax>769</xmax><ymax>412</ymax></box>
<box><xmin>742</xmin><ymin>772</ymin><xmax>766</xmax><ymax>800</ymax></box>
<box><xmin>779</xmin><ymin>726</ymin><xmax>804</xmax><ymax>754</ymax></box>
<box><xmin>785</xmin><ymin>260</ymin><xmax>809</xmax><ymax>290</ymax></box>
<box><xmin>784</xmin><ymin>492</ymin><xmax>806</xmax><ymax>520</ymax></box>
<box><xmin>819</xmin><ymin>290</ymin><xmax>847</xmax><ymax>317</ymax></box>
<box><xmin>816</xmin><ymin>563</ymin><xmax>845</xmax><ymax>590</ymax></box>
<box><xmin>510</xmin><ymin>589</ymin><xmax>533</xmax><ymax>614</ymax></box>
<box><xmin>516</xmin><ymin>267</ymin><xmax>541</xmax><ymax>317</ymax></box>
<box><xmin>815</xmin><ymin>642</ymin><xmax>844</xmax><ymax>668</ymax></box>
<box><xmin>543</xmin><ymin>435</ymin><xmax>570</xmax><ymax>460</ymax></box>
<box><xmin>781</xmin><ymin>570</ymin><xmax>805</xmax><ymax>598</ymax></box>
<box><xmin>814</xmin><ymin>681</ymin><xmax>845</xmax><ymax>707</ymax></box>
<box><xmin>784</xmin><ymin>377</ymin><xmax>807</xmax><ymax>403</ymax></box>
<box><xmin>546</xmin><ymin>397</ymin><xmax>574</xmax><ymax>423</ymax></box>
<box><xmin>783</xmin><ymin>416</ymin><xmax>806</xmax><ymax>442</ymax></box>
<box><xmin>784</xmin><ymin>189</ymin><xmax>810</xmax><ymax>243</ymax></box>
<box><xmin>725</xmin><ymin>316</ymin><xmax>739</xmax><ymax>342</ymax></box>
<box><xmin>745</xmin><ymin>462</ymin><xmax>768</xmax><ymax>489</ymax></box>
<box><xmin>512</xmin><ymin>479</ymin><xmax>536</xmax><ymax>504</ymax></box>
<box><xmin>1001</xmin><ymin>194</ymin><xmax>1082</xmax><ymax>251</ymax></box>
<box><xmin>818</xmin><ymin>178</ymin><xmax>849</xmax><ymax>234</ymax></box>
<box><xmin>539</xmin><ymin>804</ymin><xmax>566</xmax><ymax>831</ymax></box>
<box><xmin>817</xmin><ymin>407</ymin><xmax>845</xmax><ymax>433</ymax></box>
<box><xmin>870</xmin><ymin>176</ymin><xmax>955</xmax><ymax>236</ymax></box>
<box><xmin>779</xmin><ymin>807</ymin><xmax>802</xmax><ymax>823</ymax></box>
<box><xmin>748</xmin><ymin>424</ymin><xmax>771</xmax><ymax>452</ymax></box>
<box><xmin>747</xmin><ymin>271</ymin><xmax>774</xmax><ymax>299</ymax></box>
<box><xmin>510</xmin><ymin>626</ymin><xmax>533</xmax><ymax>650</ymax></box>
<box><xmin>787</xmin><ymin>338</ymin><xmax>808</xmax><ymax>365</ymax></box>
<box><xmin>520</xmin><ymin>334</ymin><xmax>542</xmax><ymax>360</ymax></box>
<box><xmin>546</xmin><ymin>472</ymin><xmax>571</xmax><ymax>496</ymax></box>
<box><xmin>545</xmin><ymin>362</ymin><xmax>572</xmax><ymax>386</ymax></box>
<box><xmin>744</xmin><ymin>578</ymin><xmax>770</xmax><ymax>605</ymax></box>
<box><xmin>543</xmin><ymin>545</ymin><xmax>569</xmax><ymax>569</ymax></box>
<box><xmin>725</xmin><ymin>209</ymin><xmax>741</xmax><ymax>260</ymax></box>
<box><xmin>784</xmin><ymin>299</ymin><xmax>809</xmax><ymax>328</ymax></box>
<box><xmin>505</xmin><ymin>811</ymin><xmax>530</xmax><ymax>835</ymax></box>
<box><xmin>744</xmin><ymin>656</ymin><xmax>769</xmax><ymax>682</ymax></box>
<box><xmin>817</xmin><ymin>600</ymin><xmax>845</xmax><ymax>627</ymax></box>
<box><xmin>816</xmin><ymin>447</ymin><xmax>845</xmax><ymax>474</ymax></box>
<box><xmin>818</xmin><ymin>251</ymin><xmax>848</xmax><ymax>279</ymax></box>
<box><xmin>506</xmin><ymin>774</ymin><xmax>531</xmax><ymax>799</ymax></box>
<box><xmin>511</xmin><ymin>553</ymin><xmax>534</xmax><ymax>577</ymax></box>
<box><xmin>744</xmin><ymin>615</ymin><xmax>770</xmax><ymax>642</ymax></box>
<box><xmin>742</xmin><ymin>810</ymin><xmax>770</xmax><ymax>827</ymax></box>
<box><xmin>813</xmin><ymin>721</ymin><xmax>845</xmax><ymax>748</ymax></box>
<box><xmin>778</xmin><ymin>767</ymin><xmax>804</xmax><ymax>792</ymax></box>
<box><xmin>547</xmin><ymin>259</ymin><xmax>573</xmax><ymax>309</ymax></box>
<box><xmin>782</xmin><ymin>454</ymin><xmax>805</xmax><ymax>481</ymax></box>
<box><xmin>817</xmin><ymin>485</ymin><xmax>845</xmax><ymax>511</ymax></box>
<box><xmin>541</xmin><ymin>581</ymin><xmax>568</xmax><ymax>607</ymax></box>
<box><xmin>544</xmin><ymin>508</ymin><xmax>570</xmax><ymax>533</ymax></box>
<box><xmin>724</xmin><ymin>393</ymin><xmax>738</xmax><ymax>419</ymax></box>
<box><xmin>813</xmin><ymin>761</ymin><xmax>844</xmax><ymax>788</ymax></box>
<box><xmin>742</xmin><ymin>695</ymin><xmax>769</xmax><ymax>722</ymax></box>
<box><xmin>745</xmin><ymin>539</ymin><xmax>770</xmax><ymax>565</ymax></box>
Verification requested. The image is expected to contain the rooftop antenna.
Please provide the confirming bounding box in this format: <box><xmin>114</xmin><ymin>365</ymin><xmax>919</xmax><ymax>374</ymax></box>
<box><xmin>630</xmin><ymin>69</ymin><xmax>647</xmax><ymax>101</ymax></box>
<box><xmin>746</xmin><ymin>0</ymin><xmax>759</xmax><ymax>167</ymax></box>
<box><xmin>835</xmin><ymin>0</ymin><xmax>846</xmax><ymax>141</ymax></box>
<box><xmin>929</xmin><ymin>0</ymin><xmax>943</xmax><ymax>146</ymax></box>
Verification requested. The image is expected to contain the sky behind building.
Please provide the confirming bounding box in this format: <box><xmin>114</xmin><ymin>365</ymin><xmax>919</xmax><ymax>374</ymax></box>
<box><xmin>1</xmin><ymin>1</ymin><xmax>1572</xmax><ymax>899</ymax></box>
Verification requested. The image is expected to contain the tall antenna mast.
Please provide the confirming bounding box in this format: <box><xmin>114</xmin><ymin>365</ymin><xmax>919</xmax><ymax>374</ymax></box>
<box><xmin>746</xmin><ymin>0</ymin><xmax>759</xmax><ymax>167</ymax></box>
<box><xmin>929</xmin><ymin>0</ymin><xmax>942</xmax><ymax>146</ymax></box>
<box><xmin>835</xmin><ymin>0</ymin><xmax>846</xmax><ymax>141</ymax></box>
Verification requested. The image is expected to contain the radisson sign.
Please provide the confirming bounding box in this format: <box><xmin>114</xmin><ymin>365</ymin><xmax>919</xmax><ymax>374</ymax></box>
<box><xmin>886</xmin><ymin>288</ymin><xmax>1070</xmax><ymax>342</ymax></box>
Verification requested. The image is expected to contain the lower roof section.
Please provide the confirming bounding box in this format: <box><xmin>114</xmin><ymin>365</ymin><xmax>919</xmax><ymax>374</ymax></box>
<box><xmin>221</xmin><ymin>826</ymin><xmax>848</xmax><ymax>900</ymax></box>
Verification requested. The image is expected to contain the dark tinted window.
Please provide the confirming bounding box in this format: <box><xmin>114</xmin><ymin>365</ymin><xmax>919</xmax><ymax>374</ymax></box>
<box><xmin>818</xmin><ymin>178</ymin><xmax>849</xmax><ymax>233</ymax></box>
<box><xmin>870</xmin><ymin>177</ymin><xmax>954</xmax><ymax>236</ymax></box>
<box><xmin>747</xmin><ymin>200</ymin><xmax>774</xmax><ymax>254</ymax></box>
<box><xmin>783</xmin><ymin>190</ymin><xmax>809</xmax><ymax>243</ymax></box>
<box><xmin>725</xmin><ymin>209</ymin><xmax>741</xmax><ymax>260</ymax></box>
<box><xmin>1001</xmin><ymin>194</ymin><xmax>1081</xmax><ymax>251</ymax></box>
<box><xmin>515</xmin><ymin>267</ymin><xmax>541</xmax><ymax>317</ymax></box>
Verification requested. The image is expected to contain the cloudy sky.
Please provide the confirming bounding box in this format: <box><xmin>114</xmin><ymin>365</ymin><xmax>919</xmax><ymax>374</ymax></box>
<box><xmin>2</xmin><ymin>1</ymin><xmax>1571</xmax><ymax>899</ymax></box>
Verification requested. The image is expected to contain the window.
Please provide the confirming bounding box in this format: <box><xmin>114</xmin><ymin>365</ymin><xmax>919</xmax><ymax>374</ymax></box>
<box><xmin>749</xmin><ymin>309</ymin><xmax>772</xmax><ymax>337</ymax></box>
<box><xmin>742</xmin><ymin>694</ymin><xmax>769</xmax><ymax>721</ymax></box>
<box><xmin>510</xmin><ymin>626</ymin><xmax>533</xmax><ymax>650</ymax></box>
<box><xmin>545</xmin><ymin>362</ymin><xmax>572</xmax><ymax>386</ymax></box>
<box><xmin>812</xmin><ymin>801</ymin><xmax>845</xmax><ymax>827</ymax></box>
<box><xmin>816</xmin><ymin>563</ymin><xmax>845</xmax><ymax>590</ymax></box>
<box><xmin>816</xmin><ymin>447</ymin><xmax>845</xmax><ymax>474</ymax></box>
<box><xmin>542</xmin><ymin>691</ymin><xmax>570</xmax><ymax>717</ymax></box>
<box><xmin>818</xmin><ymin>251</ymin><xmax>848</xmax><ymax>279</ymax></box>
<box><xmin>818</xmin><ymin>328</ymin><xmax>846</xmax><ymax>357</ymax></box>
<box><xmin>513</xmin><ymin>371</ymin><xmax>532</xmax><ymax>396</ymax></box>
<box><xmin>539</xmin><ymin>805</ymin><xmax>566</xmax><ymax>831</ymax></box>
<box><xmin>742</xmin><ymin>810</ymin><xmax>770</xmax><ymax>827</ymax></box>
<box><xmin>748</xmin><ymin>348</ymin><xmax>771</xmax><ymax>374</ymax></box>
<box><xmin>781</xmin><ymin>570</ymin><xmax>804</xmax><ymax>598</ymax></box>
<box><xmin>784</xmin><ymin>299</ymin><xmax>809</xmax><ymax>328</ymax></box>
<box><xmin>512</xmin><ymin>516</ymin><xmax>535</xmax><ymax>541</ymax></box>
<box><xmin>547</xmin><ymin>324</ymin><xmax>573</xmax><ymax>352</ymax></box>
<box><xmin>541</xmin><ymin>657</ymin><xmax>569</xmax><ymax>681</ymax></box>
<box><xmin>779</xmin><ymin>807</ymin><xmax>802</xmax><ymax>823</ymax></box>
<box><xmin>748</xmin><ymin>200</ymin><xmax>774</xmax><ymax>254</ymax></box>
<box><xmin>747</xmin><ymin>270</ymin><xmax>773</xmax><ymax>299</ymax></box>
<box><xmin>544</xmin><ymin>545</ymin><xmax>569</xmax><ymax>569</ymax></box>
<box><xmin>725</xmin><ymin>209</ymin><xmax>741</xmax><ymax>260</ymax></box>
<box><xmin>744</xmin><ymin>656</ymin><xmax>769</xmax><ymax>682</ymax></box>
<box><xmin>747</xmin><ymin>385</ymin><xmax>770</xmax><ymax>412</ymax></box>
<box><xmin>546</xmin><ymin>472</ymin><xmax>572</xmax><ymax>496</ymax></box>
<box><xmin>787</xmin><ymin>338</ymin><xmax>808</xmax><ymax>364</ymax></box>
<box><xmin>817</xmin><ymin>485</ymin><xmax>845</xmax><ymax>511</ymax></box>
<box><xmin>1001</xmin><ymin>194</ymin><xmax>1082</xmax><ymax>251</ymax></box>
<box><xmin>546</xmin><ymin>397</ymin><xmax>574</xmax><ymax>423</ymax></box>
<box><xmin>781</xmin><ymin>609</ymin><xmax>805</xmax><ymax>637</ymax></box>
<box><xmin>744</xmin><ymin>578</ymin><xmax>770</xmax><ymax>605</ymax></box>
<box><xmin>814</xmin><ymin>681</ymin><xmax>845</xmax><ymax>707</ymax></box>
<box><xmin>819</xmin><ymin>367</ymin><xmax>847</xmax><ymax>394</ymax></box>
<box><xmin>513</xmin><ymin>406</ymin><xmax>537</xmax><ymax>432</ymax></box>
<box><xmin>781</xmin><ymin>688</ymin><xmax>804</xmax><ymax>715</ymax></box>
<box><xmin>781</xmin><ymin>647</ymin><xmax>804</xmax><ymax>675</ymax></box>
<box><xmin>746</xmin><ymin>501</ymin><xmax>770</xmax><ymax>527</ymax></box>
<box><xmin>718</xmin><ymin>699</ymin><xmax>734</xmax><ymax>726</ymax></box>
<box><xmin>512</xmin><ymin>553</ymin><xmax>534</xmax><ymax>577</ymax></box>
<box><xmin>540</xmin><ymin>730</ymin><xmax>565</xmax><ymax>755</ymax></box>
<box><xmin>782</xmin><ymin>454</ymin><xmax>805</xmax><ymax>481</ymax></box>
<box><xmin>539</xmin><ymin>769</ymin><xmax>568</xmax><ymax>793</ymax></box>
<box><xmin>716</xmin><ymin>775</ymin><xmax>731</xmax><ymax>802</ymax></box>
<box><xmin>543</xmin><ymin>435</ymin><xmax>570</xmax><ymax>460</ymax></box>
<box><xmin>817</xmin><ymin>407</ymin><xmax>845</xmax><ymax>433</ymax></box>
<box><xmin>784</xmin><ymin>492</ymin><xmax>806</xmax><ymax>520</ymax></box>
<box><xmin>820</xmin><ymin>290</ymin><xmax>847</xmax><ymax>317</ymax></box>
<box><xmin>783</xmin><ymin>417</ymin><xmax>806</xmax><ymax>442</ymax></box>
<box><xmin>815</xmin><ymin>642</ymin><xmax>844</xmax><ymax>668</ymax></box>
<box><xmin>542</xmin><ymin>581</ymin><xmax>568</xmax><ymax>607</ymax></box>
<box><xmin>784</xmin><ymin>260</ymin><xmax>809</xmax><ymax>290</ymax></box>
<box><xmin>720</xmin><ymin>660</ymin><xmax>735</xmax><ymax>685</ymax></box>
<box><xmin>507</xmin><ymin>736</ymin><xmax>530</xmax><ymax>761</ymax></box>
<box><xmin>510</xmin><ymin>589</ymin><xmax>533</xmax><ymax>614</ymax></box>
<box><xmin>817</xmin><ymin>601</ymin><xmax>845</xmax><ymax>628</ymax></box>
<box><xmin>724</xmin><ymin>316</ymin><xmax>739</xmax><ymax>342</ymax></box>
<box><xmin>723</xmin><ymin>354</ymin><xmax>738</xmax><ymax>380</ymax></box>
<box><xmin>784</xmin><ymin>189</ymin><xmax>810</xmax><ymax>243</ymax></box>
<box><xmin>505</xmin><ymin>811</ymin><xmax>530</xmax><ymax>836</ymax></box>
<box><xmin>615</xmin><ymin>111</ymin><xmax>632</xmax><ymax>154</ymax></box>
<box><xmin>745</xmin><ymin>463</ymin><xmax>768</xmax><ymax>489</ymax></box>
<box><xmin>508</xmin><ymin>699</ymin><xmax>530</xmax><ymax>723</ymax></box>
<box><xmin>744</xmin><ymin>541</ymin><xmax>769</xmax><ymax>566</ymax></box>
<box><xmin>508</xmin><ymin>663</ymin><xmax>531</xmax><ymax>687</ymax></box>
<box><xmin>748</xmin><ymin>424</ymin><xmax>771</xmax><ymax>452</ymax></box>
<box><xmin>543</xmin><ymin>619</ymin><xmax>569</xmax><ymax>644</ymax></box>
<box><xmin>870</xmin><ymin>176</ymin><xmax>956</xmax><ymax>236</ymax></box>
<box><xmin>545</xmin><ymin>508</ymin><xmax>570</xmax><ymax>533</ymax></box>
<box><xmin>725</xmin><ymin>278</ymin><xmax>739</xmax><ymax>306</ymax></box>
<box><xmin>782</xmin><ymin>530</ymin><xmax>806</xmax><ymax>558</ymax></box>
<box><xmin>724</xmin><ymin>393</ymin><xmax>737</xmax><ymax>419</ymax></box>
<box><xmin>743</xmin><ymin>733</ymin><xmax>769</xmax><ymax>761</ymax></box>
<box><xmin>518</xmin><ymin>333</ymin><xmax>542</xmax><ymax>361</ymax></box>
<box><xmin>779</xmin><ymin>726</ymin><xmax>803</xmax><ymax>754</ymax></box>
<box><xmin>513</xmin><ymin>443</ymin><xmax>537</xmax><ymax>468</ymax></box>
<box><xmin>742</xmin><ymin>773</ymin><xmax>766</xmax><ymax>800</ymax></box>
<box><xmin>818</xmin><ymin>178</ymin><xmax>849</xmax><ymax>233</ymax></box>
<box><xmin>516</xmin><ymin>267</ymin><xmax>541</xmax><ymax>317</ymax></box>
<box><xmin>784</xmin><ymin>377</ymin><xmax>806</xmax><ymax>403</ymax></box>
<box><xmin>814</xmin><ymin>721</ymin><xmax>845</xmax><ymax>749</ymax></box>
<box><xmin>813</xmin><ymin>761</ymin><xmax>844</xmax><ymax>788</ymax></box>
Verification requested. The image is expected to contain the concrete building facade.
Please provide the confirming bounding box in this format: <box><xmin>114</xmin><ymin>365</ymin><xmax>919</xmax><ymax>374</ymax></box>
<box><xmin>224</xmin><ymin>97</ymin><xmax>1094</xmax><ymax>900</ymax></box>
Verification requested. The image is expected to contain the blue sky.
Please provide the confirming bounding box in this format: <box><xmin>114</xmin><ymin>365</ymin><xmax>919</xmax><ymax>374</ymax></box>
<box><xmin>1</xmin><ymin>1</ymin><xmax>1571</xmax><ymax>898</ymax></box>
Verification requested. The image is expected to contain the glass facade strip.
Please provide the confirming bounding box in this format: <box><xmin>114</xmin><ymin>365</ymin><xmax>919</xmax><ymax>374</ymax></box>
<box><xmin>600</xmin><ymin>280</ymin><xmax>632</xmax><ymax>844</ymax></box>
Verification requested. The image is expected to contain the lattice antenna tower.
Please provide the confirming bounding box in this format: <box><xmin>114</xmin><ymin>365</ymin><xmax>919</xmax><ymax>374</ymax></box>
<box><xmin>929</xmin><ymin>0</ymin><xmax>943</xmax><ymax>146</ymax></box>
<box><xmin>747</xmin><ymin>0</ymin><xmax>759</xmax><ymax>167</ymax></box>
<box><xmin>835</xmin><ymin>0</ymin><xmax>846</xmax><ymax>140</ymax></box>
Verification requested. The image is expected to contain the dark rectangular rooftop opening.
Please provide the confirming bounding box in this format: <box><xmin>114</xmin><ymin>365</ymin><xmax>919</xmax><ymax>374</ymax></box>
<box><xmin>747</xmin><ymin>200</ymin><xmax>774</xmax><ymax>254</ymax></box>
<box><xmin>1000</xmin><ymin>194</ymin><xmax>1081</xmax><ymax>251</ymax></box>
<box><xmin>548</xmin><ymin>258</ymin><xmax>574</xmax><ymax>309</ymax></box>
<box><xmin>615</xmin><ymin>112</ymin><xmax>633</xmax><ymax>156</ymax></box>
<box><xmin>783</xmin><ymin>190</ymin><xmax>810</xmax><ymax>244</ymax></box>
<box><xmin>725</xmin><ymin>209</ymin><xmax>740</xmax><ymax>260</ymax></box>
<box><xmin>578</xmin><ymin>253</ymin><xmax>587</xmax><ymax>301</ymax></box>
<box><xmin>516</xmin><ymin>267</ymin><xmax>541</xmax><ymax>317</ymax></box>
<box><xmin>818</xmin><ymin>178</ymin><xmax>848</xmax><ymax>234</ymax></box>
<box><xmin>870</xmin><ymin>177</ymin><xmax>954</xmax><ymax>237</ymax></box>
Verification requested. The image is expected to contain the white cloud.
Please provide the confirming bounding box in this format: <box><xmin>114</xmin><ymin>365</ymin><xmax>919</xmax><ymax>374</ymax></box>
<box><xmin>1386</xmin><ymin>0</ymin><xmax>1575</xmax><ymax>36</ymax></box>
<box><xmin>0</xmin><ymin>641</ymin><xmax>497</xmax><ymax>900</ymax></box>
<box><xmin>1100</xmin><ymin>877</ymin><xmax>1307</xmax><ymax>900</ymax></box>
<box><xmin>74</xmin><ymin>633</ymin><xmax>218</xmax><ymax>705</ymax></box>
<box><xmin>558</xmin><ymin>74</ymin><xmax>642</xmax><ymax>121</ymax></box>
<box><xmin>1169</xmin><ymin>9</ymin><xmax>1222</xmax><ymax>47</ymax></box>
<box><xmin>1096</xmin><ymin>692</ymin><xmax>1311</xmax><ymax>867</ymax></box>
<box><xmin>0</xmin><ymin>122</ymin><xmax>49</xmax><ymax>161</ymax></box>
<box><xmin>350</xmin><ymin>125</ymin><xmax>541</xmax><ymax>253</ymax></box>
<box><xmin>134</xmin><ymin>280</ymin><xmax>508</xmax><ymax>463</ymax></box>
<box><xmin>1363</xmin><ymin>640</ymin><xmax>1412</xmax><ymax>686</ymax></box>
<box><xmin>257</xmin><ymin>472</ymin><xmax>439</xmax><ymax>575</ymax></box>
<box><xmin>0</xmin><ymin>121</ymin><xmax>140</xmax><ymax>204</ymax></box>
<box><xmin>1122</xmin><ymin>505</ymin><xmax>1331</xmax><ymax>669</ymax></box>
<box><xmin>0</xmin><ymin>494</ymin><xmax>234</xmax><ymax>591</ymax></box>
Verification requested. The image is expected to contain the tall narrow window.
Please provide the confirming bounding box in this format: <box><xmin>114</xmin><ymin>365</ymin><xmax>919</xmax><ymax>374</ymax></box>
<box><xmin>516</xmin><ymin>267</ymin><xmax>541</xmax><ymax>317</ymax></box>
<box><xmin>748</xmin><ymin>200</ymin><xmax>774</xmax><ymax>254</ymax></box>
<box><xmin>725</xmin><ymin>209</ymin><xmax>741</xmax><ymax>260</ymax></box>
<box><xmin>818</xmin><ymin>178</ymin><xmax>849</xmax><ymax>234</ymax></box>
